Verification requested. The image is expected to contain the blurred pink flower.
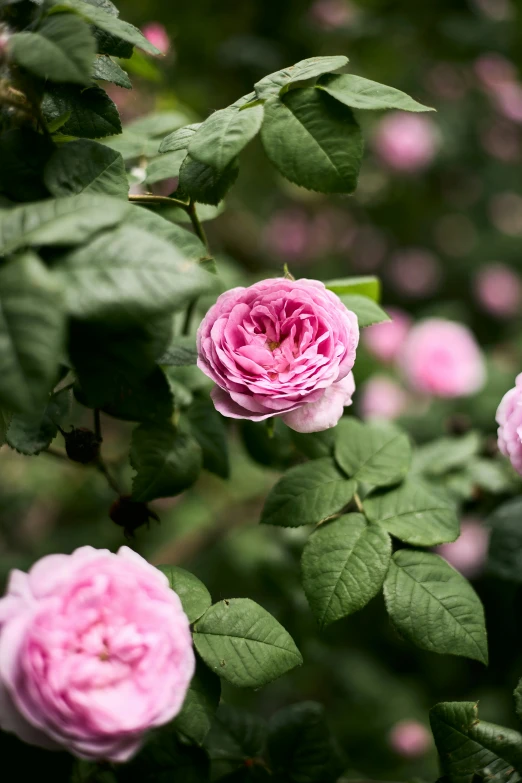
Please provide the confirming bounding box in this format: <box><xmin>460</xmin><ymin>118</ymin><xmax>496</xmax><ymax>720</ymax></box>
<box><xmin>388</xmin><ymin>248</ymin><xmax>441</xmax><ymax>298</ymax></box>
<box><xmin>388</xmin><ymin>720</ymin><xmax>431</xmax><ymax>758</ymax></box>
<box><xmin>474</xmin><ymin>53</ymin><xmax>516</xmax><ymax>90</ymax></box>
<box><xmin>351</xmin><ymin>225</ymin><xmax>388</xmax><ymax>271</ymax></box>
<box><xmin>142</xmin><ymin>23</ymin><xmax>170</xmax><ymax>55</ymax></box>
<box><xmin>475</xmin><ymin>264</ymin><xmax>521</xmax><ymax>317</ymax></box>
<box><xmin>359</xmin><ymin>376</ymin><xmax>407</xmax><ymax>421</ymax></box>
<box><xmin>308</xmin><ymin>0</ymin><xmax>356</xmax><ymax>29</ymax></box>
<box><xmin>425</xmin><ymin>63</ymin><xmax>467</xmax><ymax>102</ymax></box>
<box><xmin>262</xmin><ymin>209</ymin><xmax>334</xmax><ymax>264</ymax></box>
<box><xmin>374</xmin><ymin>112</ymin><xmax>438</xmax><ymax>172</ymax></box>
<box><xmin>497</xmin><ymin>373</ymin><xmax>522</xmax><ymax>474</ymax></box>
<box><xmin>436</xmin><ymin>520</ymin><xmax>489</xmax><ymax>579</ymax></box>
<box><xmin>363</xmin><ymin>308</ymin><xmax>411</xmax><ymax>362</ymax></box>
<box><xmin>434</xmin><ymin>214</ymin><xmax>477</xmax><ymax>258</ymax></box>
<box><xmin>400</xmin><ymin>318</ymin><xmax>486</xmax><ymax>398</ymax></box>
<box><xmin>495</xmin><ymin>82</ymin><xmax>522</xmax><ymax>123</ymax></box>
<box><xmin>480</xmin><ymin>120</ymin><xmax>520</xmax><ymax>162</ymax></box>
<box><xmin>489</xmin><ymin>192</ymin><xmax>522</xmax><ymax>236</ymax></box>
<box><xmin>471</xmin><ymin>0</ymin><xmax>513</xmax><ymax>21</ymax></box>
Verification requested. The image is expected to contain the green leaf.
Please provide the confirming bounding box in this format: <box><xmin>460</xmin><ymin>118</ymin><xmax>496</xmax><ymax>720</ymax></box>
<box><xmin>290</xmin><ymin>429</ymin><xmax>335</xmax><ymax>460</ymax></box>
<box><xmin>302</xmin><ymin>514</ymin><xmax>391</xmax><ymax>628</ymax></box>
<box><xmin>364</xmin><ymin>478</ymin><xmax>459</xmax><ymax>546</ymax></box>
<box><xmin>254</xmin><ymin>55</ymin><xmax>349</xmax><ymax>99</ymax></box>
<box><xmin>0</xmin><ymin>408</ymin><xmax>12</xmax><ymax>447</ymax></box>
<box><xmin>193</xmin><ymin>598</ymin><xmax>302</xmax><ymax>687</ymax></box>
<box><xmin>95</xmin><ymin>366</ymin><xmax>174</xmax><ymax>423</ymax></box>
<box><xmin>316</xmin><ymin>73</ymin><xmax>435</xmax><ymax>112</ymax></box>
<box><xmin>260</xmin><ymin>88</ymin><xmax>363</xmax><ymax>194</ymax></box>
<box><xmin>187</xmin><ymin>397</ymin><xmax>230</xmax><ymax>479</ymax></box>
<box><xmin>127</xmin><ymin>111</ymin><xmax>192</xmax><ymax>137</ymax></box>
<box><xmin>9</xmin><ymin>15</ymin><xmax>95</xmax><ymax>86</ymax></box>
<box><xmin>178</xmin><ymin>154</ymin><xmax>239</xmax><ymax>206</ymax></box>
<box><xmin>325</xmin><ymin>276</ymin><xmax>380</xmax><ymax>301</ymax></box>
<box><xmin>101</xmin><ymin>129</ymin><xmax>160</xmax><ymax>160</ymax></box>
<box><xmin>384</xmin><ymin>550</ymin><xmax>488</xmax><ymax>664</ymax></box>
<box><xmin>44</xmin><ymin>140</ymin><xmax>128</xmax><ymax>198</ymax></box>
<box><xmin>174</xmin><ymin>658</ymin><xmax>221</xmax><ymax>745</ymax></box>
<box><xmin>158</xmin><ymin>336</ymin><xmax>197</xmax><ymax>366</ymax></box>
<box><xmin>260</xmin><ymin>457</ymin><xmax>356</xmax><ymax>527</ymax></box>
<box><xmin>156</xmin><ymin>565</ymin><xmax>211</xmax><ymax>623</ymax></box>
<box><xmin>92</xmin><ymin>54</ymin><xmax>131</xmax><ymax>88</ymax></box>
<box><xmin>146</xmin><ymin>149</ymin><xmax>187</xmax><ymax>185</ymax></box>
<box><xmin>338</xmin><ymin>294</ymin><xmax>390</xmax><ymax>328</ymax></box>
<box><xmin>42</xmin><ymin>84</ymin><xmax>122</xmax><ymax>139</ymax></box>
<box><xmin>48</xmin><ymin>0</ymin><xmax>161</xmax><ymax>55</ymax></box>
<box><xmin>335</xmin><ymin>418</ymin><xmax>411</xmax><ymax>487</ymax></box>
<box><xmin>128</xmin><ymin>206</ymin><xmax>208</xmax><ymax>263</ymax></box>
<box><xmin>430</xmin><ymin>702</ymin><xmax>522</xmax><ymax>783</ymax></box>
<box><xmin>188</xmin><ymin>103</ymin><xmax>264</xmax><ymax>172</ymax></box>
<box><xmin>412</xmin><ymin>432</ymin><xmax>481</xmax><ymax>477</ymax></box>
<box><xmin>267</xmin><ymin>702</ymin><xmax>344</xmax><ymax>783</ymax></box>
<box><xmin>159</xmin><ymin>123</ymin><xmax>202</xmax><ymax>154</ymax></box>
<box><xmin>0</xmin><ymin>128</ymin><xmax>54</xmax><ymax>202</ymax></box>
<box><xmin>205</xmin><ymin>704</ymin><xmax>266</xmax><ymax>767</ymax></box>
<box><xmin>6</xmin><ymin>388</ymin><xmax>70</xmax><ymax>455</ymax></box>
<box><xmin>0</xmin><ymin>252</ymin><xmax>65</xmax><ymax>413</ymax></box>
<box><xmin>487</xmin><ymin>498</ymin><xmax>522</xmax><ymax>583</ymax></box>
<box><xmin>0</xmin><ymin>194</ymin><xmax>130</xmax><ymax>255</ymax></box>
<box><xmin>131</xmin><ymin>422</ymin><xmax>202</xmax><ymax>502</ymax></box>
<box><xmin>57</xmin><ymin>224</ymin><xmax>214</xmax><ymax>325</ymax></box>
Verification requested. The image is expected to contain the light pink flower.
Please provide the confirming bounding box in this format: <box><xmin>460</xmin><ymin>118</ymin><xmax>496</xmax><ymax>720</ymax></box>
<box><xmin>497</xmin><ymin>373</ymin><xmax>522</xmax><ymax>474</ymax></box>
<box><xmin>197</xmin><ymin>278</ymin><xmax>359</xmax><ymax>432</ymax></box>
<box><xmin>400</xmin><ymin>319</ymin><xmax>486</xmax><ymax>398</ymax></box>
<box><xmin>308</xmin><ymin>0</ymin><xmax>356</xmax><ymax>29</ymax></box>
<box><xmin>359</xmin><ymin>376</ymin><xmax>407</xmax><ymax>421</ymax></box>
<box><xmin>388</xmin><ymin>720</ymin><xmax>431</xmax><ymax>758</ymax></box>
<box><xmin>474</xmin><ymin>53</ymin><xmax>516</xmax><ymax>90</ymax></box>
<box><xmin>436</xmin><ymin>519</ymin><xmax>489</xmax><ymax>578</ymax></box>
<box><xmin>475</xmin><ymin>263</ymin><xmax>521</xmax><ymax>317</ymax></box>
<box><xmin>374</xmin><ymin>112</ymin><xmax>438</xmax><ymax>172</ymax></box>
<box><xmin>141</xmin><ymin>22</ymin><xmax>170</xmax><ymax>55</ymax></box>
<box><xmin>363</xmin><ymin>308</ymin><xmax>411</xmax><ymax>362</ymax></box>
<box><xmin>0</xmin><ymin>547</ymin><xmax>195</xmax><ymax>761</ymax></box>
<box><xmin>388</xmin><ymin>249</ymin><xmax>441</xmax><ymax>297</ymax></box>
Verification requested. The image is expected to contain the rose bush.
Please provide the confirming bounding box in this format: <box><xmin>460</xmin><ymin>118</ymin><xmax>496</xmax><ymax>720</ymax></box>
<box><xmin>197</xmin><ymin>278</ymin><xmax>359</xmax><ymax>433</ymax></box>
<box><xmin>0</xmin><ymin>547</ymin><xmax>194</xmax><ymax>761</ymax></box>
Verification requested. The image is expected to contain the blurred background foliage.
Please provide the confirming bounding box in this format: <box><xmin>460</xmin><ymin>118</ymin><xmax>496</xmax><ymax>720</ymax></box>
<box><xmin>3</xmin><ymin>0</ymin><xmax>522</xmax><ymax>779</ymax></box>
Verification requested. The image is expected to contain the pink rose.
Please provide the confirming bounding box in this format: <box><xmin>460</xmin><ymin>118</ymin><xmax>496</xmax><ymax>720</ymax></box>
<box><xmin>475</xmin><ymin>263</ymin><xmax>521</xmax><ymax>317</ymax></box>
<box><xmin>363</xmin><ymin>307</ymin><xmax>411</xmax><ymax>362</ymax></box>
<box><xmin>197</xmin><ymin>278</ymin><xmax>359</xmax><ymax>433</ymax></box>
<box><xmin>388</xmin><ymin>720</ymin><xmax>431</xmax><ymax>758</ymax></box>
<box><xmin>497</xmin><ymin>373</ymin><xmax>522</xmax><ymax>475</ymax></box>
<box><xmin>141</xmin><ymin>22</ymin><xmax>170</xmax><ymax>55</ymax></box>
<box><xmin>374</xmin><ymin>112</ymin><xmax>438</xmax><ymax>172</ymax></box>
<box><xmin>436</xmin><ymin>519</ymin><xmax>489</xmax><ymax>579</ymax></box>
<box><xmin>0</xmin><ymin>547</ymin><xmax>195</xmax><ymax>761</ymax></box>
<box><xmin>359</xmin><ymin>376</ymin><xmax>407</xmax><ymax>421</ymax></box>
<box><xmin>399</xmin><ymin>318</ymin><xmax>486</xmax><ymax>398</ymax></box>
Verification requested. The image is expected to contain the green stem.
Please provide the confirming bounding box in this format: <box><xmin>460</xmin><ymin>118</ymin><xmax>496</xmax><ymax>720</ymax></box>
<box><xmin>128</xmin><ymin>193</ymin><xmax>190</xmax><ymax>210</ymax></box>
<box><xmin>353</xmin><ymin>492</ymin><xmax>364</xmax><ymax>513</ymax></box>
<box><xmin>93</xmin><ymin>408</ymin><xmax>102</xmax><ymax>442</ymax></box>
<box><xmin>182</xmin><ymin>200</ymin><xmax>211</xmax><ymax>335</ymax></box>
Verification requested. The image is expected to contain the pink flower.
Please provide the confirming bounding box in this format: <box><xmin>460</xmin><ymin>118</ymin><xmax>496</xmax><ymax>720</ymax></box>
<box><xmin>359</xmin><ymin>376</ymin><xmax>407</xmax><ymax>421</ymax></box>
<box><xmin>363</xmin><ymin>308</ymin><xmax>411</xmax><ymax>362</ymax></box>
<box><xmin>436</xmin><ymin>519</ymin><xmax>489</xmax><ymax>578</ymax></box>
<box><xmin>141</xmin><ymin>23</ymin><xmax>170</xmax><ymax>55</ymax></box>
<box><xmin>388</xmin><ymin>248</ymin><xmax>441</xmax><ymax>297</ymax></box>
<box><xmin>474</xmin><ymin>53</ymin><xmax>516</xmax><ymax>90</ymax></box>
<box><xmin>308</xmin><ymin>0</ymin><xmax>356</xmax><ymax>30</ymax></box>
<box><xmin>497</xmin><ymin>373</ymin><xmax>522</xmax><ymax>474</ymax></box>
<box><xmin>400</xmin><ymin>319</ymin><xmax>486</xmax><ymax>398</ymax></box>
<box><xmin>0</xmin><ymin>547</ymin><xmax>195</xmax><ymax>761</ymax></box>
<box><xmin>475</xmin><ymin>263</ymin><xmax>521</xmax><ymax>317</ymax></box>
<box><xmin>388</xmin><ymin>720</ymin><xmax>431</xmax><ymax>758</ymax></box>
<box><xmin>374</xmin><ymin>112</ymin><xmax>438</xmax><ymax>172</ymax></box>
<box><xmin>197</xmin><ymin>278</ymin><xmax>359</xmax><ymax>432</ymax></box>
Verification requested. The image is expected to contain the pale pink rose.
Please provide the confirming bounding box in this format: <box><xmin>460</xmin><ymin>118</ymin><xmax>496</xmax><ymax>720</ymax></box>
<box><xmin>374</xmin><ymin>112</ymin><xmax>438</xmax><ymax>172</ymax></box>
<box><xmin>308</xmin><ymin>0</ymin><xmax>356</xmax><ymax>29</ymax></box>
<box><xmin>436</xmin><ymin>519</ymin><xmax>489</xmax><ymax>578</ymax></box>
<box><xmin>359</xmin><ymin>376</ymin><xmax>407</xmax><ymax>421</ymax></box>
<box><xmin>388</xmin><ymin>720</ymin><xmax>431</xmax><ymax>758</ymax></box>
<box><xmin>497</xmin><ymin>373</ymin><xmax>522</xmax><ymax>474</ymax></box>
<box><xmin>363</xmin><ymin>308</ymin><xmax>411</xmax><ymax>362</ymax></box>
<box><xmin>475</xmin><ymin>264</ymin><xmax>521</xmax><ymax>317</ymax></box>
<box><xmin>400</xmin><ymin>319</ymin><xmax>486</xmax><ymax>398</ymax></box>
<box><xmin>141</xmin><ymin>22</ymin><xmax>170</xmax><ymax>55</ymax></box>
<box><xmin>0</xmin><ymin>547</ymin><xmax>195</xmax><ymax>761</ymax></box>
<box><xmin>197</xmin><ymin>278</ymin><xmax>359</xmax><ymax>432</ymax></box>
<box><xmin>388</xmin><ymin>249</ymin><xmax>441</xmax><ymax>298</ymax></box>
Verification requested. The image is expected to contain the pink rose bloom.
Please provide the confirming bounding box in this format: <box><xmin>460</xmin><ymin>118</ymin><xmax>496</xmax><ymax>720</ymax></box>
<box><xmin>363</xmin><ymin>308</ymin><xmax>411</xmax><ymax>362</ymax></box>
<box><xmin>141</xmin><ymin>22</ymin><xmax>170</xmax><ymax>55</ymax></box>
<box><xmin>0</xmin><ymin>547</ymin><xmax>195</xmax><ymax>761</ymax></box>
<box><xmin>475</xmin><ymin>263</ymin><xmax>521</xmax><ymax>317</ymax></box>
<box><xmin>197</xmin><ymin>278</ymin><xmax>359</xmax><ymax>433</ymax></box>
<box><xmin>436</xmin><ymin>519</ymin><xmax>489</xmax><ymax>579</ymax></box>
<box><xmin>400</xmin><ymin>319</ymin><xmax>486</xmax><ymax>398</ymax></box>
<box><xmin>359</xmin><ymin>376</ymin><xmax>407</xmax><ymax>421</ymax></box>
<box><xmin>374</xmin><ymin>112</ymin><xmax>438</xmax><ymax>172</ymax></box>
<box><xmin>388</xmin><ymin>720</ymin><xmax>431</xmax><ymax>758</ymax></box>
<box><xmin>497</xmin><ymin>373</ymin><xmax>522</xmax><ymax>474</ymax></box>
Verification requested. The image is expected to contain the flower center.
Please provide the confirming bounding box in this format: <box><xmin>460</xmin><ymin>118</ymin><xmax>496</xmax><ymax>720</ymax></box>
<box><xmin>267</xmin><ymin>339</ymin><xmax>280</xmax><ymax>351</ymax></box>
